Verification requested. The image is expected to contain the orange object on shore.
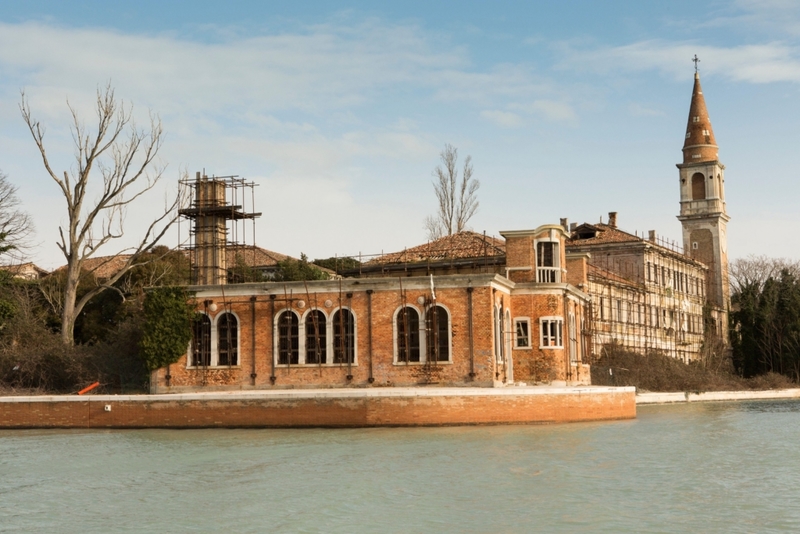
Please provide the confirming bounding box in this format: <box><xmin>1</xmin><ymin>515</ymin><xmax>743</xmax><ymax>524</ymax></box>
<box><xmin>77</xmin><ymin>382</ymin><xmax>100</xmax><ymax>395</ymax></box>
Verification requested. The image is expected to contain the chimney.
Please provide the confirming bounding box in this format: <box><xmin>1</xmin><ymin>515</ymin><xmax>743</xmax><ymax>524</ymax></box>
<box><xmin>569</xmin><ymin>222</ymin><xmax>577</xmax><ymax>232</ymax></box>
<box><xmin>560</xmin><ymin>218</ymin><xmax>569</xmax><ymax>232</ymax></box>
<box><xmin>648</xmin><ymin>230</ymin><xmax>656</xmax><ymax>242</ymax></box>
<box><xmin>608</xmin><ymin>212</ymin><xmax>617</xmax><ymax>228</ymax></box>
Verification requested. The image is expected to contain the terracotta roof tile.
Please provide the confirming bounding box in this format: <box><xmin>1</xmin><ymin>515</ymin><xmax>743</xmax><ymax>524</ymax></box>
<box><xmin>368</xmin><ymin>231</ymin><xmax>505</xmax><ymax>265</ymax></box>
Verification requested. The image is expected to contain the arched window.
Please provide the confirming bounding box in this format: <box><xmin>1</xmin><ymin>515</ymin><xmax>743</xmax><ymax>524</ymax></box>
<box><xmin>333</xmin><ymin>309</ymin><xmax>355</xmax><ymax>364</ymax></box>
<box><xmin>217</xmin><ymin>313</ymin><xmax>238</xmax><ymax>366</ymax></box>
<box><xmin>691</xmin><ymin>172</ymin><xmax>705</xmax><ymax>200</ymax></box>
<box><xmin>191</xmin><ymin>314</ymin><xmax>211</xmax><ymax>366</ymax></box>
<box><xmin>277</xmin><ymin>310</ymin><xmax>299</xmax><ymax>365</ymax></box>
<box><xmin>305</xmin><ymin>310</ymin><xmax>327</xmax><ymax>364</ymax></box>
<box><xmin>425</xmin><ymin>305</ymin><xmax>450</xmax><ymax>362</ymax></box>
<box><xmin>396</xmin><ymin>306</ymin><xmax>420</xmax><ymax>362</ymax></box>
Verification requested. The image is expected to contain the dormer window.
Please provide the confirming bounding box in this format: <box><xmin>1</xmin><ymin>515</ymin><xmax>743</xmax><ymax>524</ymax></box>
<box><xmin>535</xmin><ymin>241</ymin><xmax>560</xmax><ymax>283</ymax></box>
<box><xmin>692</xmin><ymin>116</ymin><xmax>700</xmax><ymax>122</ymax></box>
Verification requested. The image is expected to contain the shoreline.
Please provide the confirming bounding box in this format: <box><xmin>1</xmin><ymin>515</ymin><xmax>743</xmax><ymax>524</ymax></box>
<box><xmin>0</xmin><ymin>386</ymin><xmax>636</xmax><ymax>428</ymax></box>
<box><xmin>637</xmin><ymin>388</ymin><xmax>800</xmax><ymax>405</ymax></box>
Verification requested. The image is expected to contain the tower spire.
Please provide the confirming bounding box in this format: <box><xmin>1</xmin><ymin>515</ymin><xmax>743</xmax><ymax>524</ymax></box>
<box><xmin>682</xmin><ymin>62</ymin><xmax>718</xmax><ymax>164</ymax></box>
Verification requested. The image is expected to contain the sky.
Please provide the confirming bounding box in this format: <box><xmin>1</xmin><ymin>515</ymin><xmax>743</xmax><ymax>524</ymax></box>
<box><xmin>1</xmin><ymin>0</ymin><xmax>799</xmax><ymax>269</ymax></box>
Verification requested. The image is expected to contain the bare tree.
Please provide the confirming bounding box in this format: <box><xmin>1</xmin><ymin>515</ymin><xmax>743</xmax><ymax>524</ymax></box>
<box><xmin>0</xmin><ymin>170</ymin><xmax>33</xmax><ymax>258</ymax></box>
<box><xmin>425</xmin><ymin>144</ymin><xmax>479</xmax><ymax>240</ymax></box>
<box><xmin>729</xmin><ymin>255</ymin><xmax>800</xmax><ymax>294</ymax></box>
<box><xmin>21</xmin><ymin>84</ymin><xmax>180</xmax><ymax>344</ymax></box>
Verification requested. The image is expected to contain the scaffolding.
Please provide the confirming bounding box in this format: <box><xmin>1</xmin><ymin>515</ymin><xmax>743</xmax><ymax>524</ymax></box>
<box><xmin>178</xmin><ymin>172</ymin><xmax>261</xmax><ymax>286</ymax></box>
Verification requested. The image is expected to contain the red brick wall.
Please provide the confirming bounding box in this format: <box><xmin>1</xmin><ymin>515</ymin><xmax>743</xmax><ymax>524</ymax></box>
<box><xmin>0</xmin><ymin>389</ymin><xmax>636</xmax><ymax>428</ymax></box>
<box><xmin>156</xmin><ymin>281</ymin><xmax>502</xmax><ymax>391</ymax></box>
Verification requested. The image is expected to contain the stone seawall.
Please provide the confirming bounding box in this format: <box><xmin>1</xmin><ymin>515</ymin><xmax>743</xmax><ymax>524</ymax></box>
<box><xmin>0</xmin><ymin>386</ymin><xmax>635</xmax><ymax>428</ymax></box>
<box><xmin>637</xmin><ymin>389</ymin><xmax>800</xmax><ymax>405</ymax></box>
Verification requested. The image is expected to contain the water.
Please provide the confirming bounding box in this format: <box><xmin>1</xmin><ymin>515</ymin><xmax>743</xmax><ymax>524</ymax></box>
<box><xmin>2</xmin><ymin>400</ymin><xmax>800</xmax><ymax>533</ymax></box>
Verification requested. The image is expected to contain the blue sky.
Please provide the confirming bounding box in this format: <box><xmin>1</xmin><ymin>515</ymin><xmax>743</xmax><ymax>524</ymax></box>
<box><xmin>1</xmin><ymin>1</ymin><xmax>799</xmax><ymax>269</ymax></box>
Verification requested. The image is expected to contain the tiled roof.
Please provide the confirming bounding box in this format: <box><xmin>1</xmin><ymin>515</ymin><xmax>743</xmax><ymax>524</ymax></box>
<box><xmin>0</xmin><ymin>262</ymin><xmax>49</xmax><ymax>279</ymax></box>
<box><xmin>225</xmin><ymin>245</ymin><xmax>291</xmax><ymax>268</ymax></box>
<box><xmin>567</xmin><ymin>223</ymin><xmax>642</xmax><ymax>247</ymax></box>
<box><xmin>368</xmin><ymin>231</ymin><xmax>506</xmax><ymax>265</ymax></box>
<box><xmin>77</xmin><ymin>255</ymin><xmax>134</xmax><ymax>280</ymax></box>
<box><xmin>682</xmin><ymin>72</ymin><xmax>718</xmax><ymax>164</ymax></box>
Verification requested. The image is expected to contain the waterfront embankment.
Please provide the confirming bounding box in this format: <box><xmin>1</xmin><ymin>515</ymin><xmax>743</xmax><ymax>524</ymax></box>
<box><xmin>637</xmin><ymin>388</ymin><xmax>800</xmax><ymax>404</ymax></box>
<box><xmin>0</xmin><ymin>386</ymin><xmax>635</xmax><ymax>428</ymax></box>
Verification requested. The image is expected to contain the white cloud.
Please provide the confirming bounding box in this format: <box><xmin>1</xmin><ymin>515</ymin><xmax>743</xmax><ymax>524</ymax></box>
<box><xmin>481</xmin><ymin>110</ymin><xmax>523</xmax><ymax>128</ymax></box>
<box><xmin>559</xmin><ymin>40</ymin><xmax>800</xmax><ymax>84</ymax></box>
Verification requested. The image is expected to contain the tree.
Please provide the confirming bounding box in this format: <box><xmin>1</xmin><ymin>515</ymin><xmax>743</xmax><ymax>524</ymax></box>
<box><xmin>424</xmin><ymin>144</ymin><xmax>480</xmax><ymax>241</ymax></box>
<box><xmin>0</xmin><ymin>170</ymin><xmax>33</xmax><ymax>257</ymax></box>
<box><xmin>274</xmin><ymin>254</ymin><xmax>330</xmax><ymax>281</ymax></box>
<box><xmin>21</xmin><ymin>84</ymin><xmax>180</xmax><ymax>344</ymax></box>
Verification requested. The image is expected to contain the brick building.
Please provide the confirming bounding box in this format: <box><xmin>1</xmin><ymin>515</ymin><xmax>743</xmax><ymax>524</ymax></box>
<box><xmin>153</xmin><ymin>69</ymin><xmax>730</xmax><ymax>391</ymax></box>
<box><xmin>153</xmin><ymin>222</ymin><xmax>592</xmax><ymax>392</ymax></box>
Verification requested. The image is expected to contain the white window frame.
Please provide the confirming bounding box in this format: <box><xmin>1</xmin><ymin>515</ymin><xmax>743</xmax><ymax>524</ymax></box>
<box><xmin>187</xmin><ymin>310</ymin><xmax>242</xmax><ymax>368</ymax></box>
<box><xmin>302</xmin><ymin>308</ymin><xmax>329</xmax><ymax>365</ymax></box>
<box><xmin>513</xmin><ymin>317</ymin><xmax>532</xmax><ymax>349</ymax></box>
<box><xmin>534</xmin><ymin>239</ymin><xmax>561</xmax><ymax>283</ymax></box>
<box><xmin>425</xmin><ymin>303</ymin><xmax>453</xmax><ymax>364</ymax></box>
<box><xmin>274</xmin><ymin>308</ymin><xmax>301</xmax><ymax>366</ymax></box>
<box><xmin>540</xmin><ymin>317</ymin><xmax>563</xmax><ymax>349</ymax></box>
<box><xmin>392</xmin><ymin>304</ymin><xmax>452</xmax><ymax>364</ymax></box>
<box><xmin>274</xmin><ymin>307</ymin><xmax>359</xmax><ymax>367</ymax></box>
<box><xmin>331</xmin><ymin>306</ymin><xmax>358</xmax><ymax>366</ymax></box>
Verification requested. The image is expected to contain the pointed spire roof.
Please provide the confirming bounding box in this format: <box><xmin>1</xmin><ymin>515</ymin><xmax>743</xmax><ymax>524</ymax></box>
<box><xmin>682</xmin><ymin>72</ymin><xmax>718</xmax><ymax>164</ymax></box>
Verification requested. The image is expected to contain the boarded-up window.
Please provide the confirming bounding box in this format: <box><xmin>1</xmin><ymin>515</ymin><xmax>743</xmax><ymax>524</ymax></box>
<box><xmin>691</xmin><ymin>173</ymin><xmax>705</xmax><ymax>200</ymax></box>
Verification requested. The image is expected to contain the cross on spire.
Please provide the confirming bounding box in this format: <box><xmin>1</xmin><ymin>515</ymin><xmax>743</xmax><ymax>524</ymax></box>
<box><xmin>692</xmin><ymin>54</ymin><xmax>700</xmax><ymax>73</ymax></box>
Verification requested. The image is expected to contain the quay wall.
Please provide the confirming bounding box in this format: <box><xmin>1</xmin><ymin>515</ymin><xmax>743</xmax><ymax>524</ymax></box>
<box><xmin>0</xmin><ymin>387</ymin><xmax>635</xmax><ymax>428</ymax></box>
<box><xmin>637</xmin><ymin>389</ymin><xmax>800</xmax><ymax>405</ymax></box>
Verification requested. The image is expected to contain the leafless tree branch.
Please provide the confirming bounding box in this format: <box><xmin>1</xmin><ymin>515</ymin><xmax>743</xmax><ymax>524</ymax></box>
<box><xmin>20</xmin><ymin>84</ymin><xmax>179</xmax><ymax>344</ymax></box>
<box><xmin>425</xmin><ymin>144</ymin><xmax>480</xmax><ymax>240</ymax></box>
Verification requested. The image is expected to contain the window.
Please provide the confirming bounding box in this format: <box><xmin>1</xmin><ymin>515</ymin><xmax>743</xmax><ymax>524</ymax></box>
<box><xmin>514</xmin><ymin>318</ymin><xmax>531</xmax><ymax>349</ymax></box>
<box><xmin>191</xmin><ymin>314</ymin><xmax>211</xmax><ymax>366</ymax></box>
<box><xmin>305</xmin><ymin>310</ymin><xmax>327</xmax><ymax>364</ymax></box>
<box><xmin>425</xmin><ymin>305</ymin><xmax>450</xmax><ymax>362</ymax></box>
<box><xmin>536</xmin><ymin>241</ymin><xmax>560</xmax><ymax>283</ymax></box>
<box><xmin>217</xmin><ymin>313</ymin><xmax>238</xmax><ymax>366</ymax></box>
<box><xmin>568</xmin><ymin>313</ymin><xmax>578</xmax><ymax>363</ymax></box>
<box><xmin>599</xmin><ymin>297</ymin><xmax>605</xmax><ymax>320</ymax></box>
<box><xmin>333</xmin><ymin>308</ymin><xmax>355</xmax><ymax>364</ymax></box>
<box><xmin>396</xmin><ymin>306</ymin><xmax>421</xmax><ymax>363</ymax></box>
<box><xmin>540</xmin><ymin>318</ymin><xmax>563</xmax><ymax>348</ymax></box>
<box><xmin>277</xmin><ymin>310</ymin><xmax>299</xmax><ymax>365</ymax></box>
<box><xmin>494</xmin><ymin>306</ymin><xmax>505</xmax><ymax>363</ymax></box>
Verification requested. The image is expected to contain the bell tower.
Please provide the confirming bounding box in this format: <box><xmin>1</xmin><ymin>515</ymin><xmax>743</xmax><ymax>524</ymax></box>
<box><xmin>676</xmin><ymin>61</ymin><xmax>730</xmax><ymax>338</ymax></box>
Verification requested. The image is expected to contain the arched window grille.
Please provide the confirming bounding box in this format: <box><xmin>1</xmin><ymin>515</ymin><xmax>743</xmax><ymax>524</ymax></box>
<box><xmin>192</xmin><ymin>314</ymin><xmax>211</xmax><ymax>366</ymax></box>
<box><xmin>333</xmin><ymin>309</ymin><xmax>355</xmax><ymax>364</ymax></box>
<box><xmin>217</xmin><ymin>312</ymin><xmax>238</xmax><ymax>366</ymax></box>
<box><xmin>425</xmin><ymin>305</ymin><xmax>450</xmax><ymax>362</ymax></box>
<box><xmin>277</xmin><ymin>310</ymin><xmax>299</xmax><ymax>365</ymax></box>
<box><xmin>305</xmin><ymin>310</ymin><xmax>327</xmax><ymax>364</ymax></box>
<box><xmin>396</xmin><ymin>306</ymin><xmax>421</xmax><ymax>363</ymax></box>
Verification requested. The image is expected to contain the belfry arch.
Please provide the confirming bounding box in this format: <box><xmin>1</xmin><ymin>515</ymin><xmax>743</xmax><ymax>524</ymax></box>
<box><xmin>691</xmin><ymin>173</ymin><xmax>705</xmax><ymax>200</ymax></box>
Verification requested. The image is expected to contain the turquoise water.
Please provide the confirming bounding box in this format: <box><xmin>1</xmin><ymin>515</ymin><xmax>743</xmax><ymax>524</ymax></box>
<box><xmin>1</xmin><ymin>400</ymin><xmax>799</xmax><ymax>533</ymax></box>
